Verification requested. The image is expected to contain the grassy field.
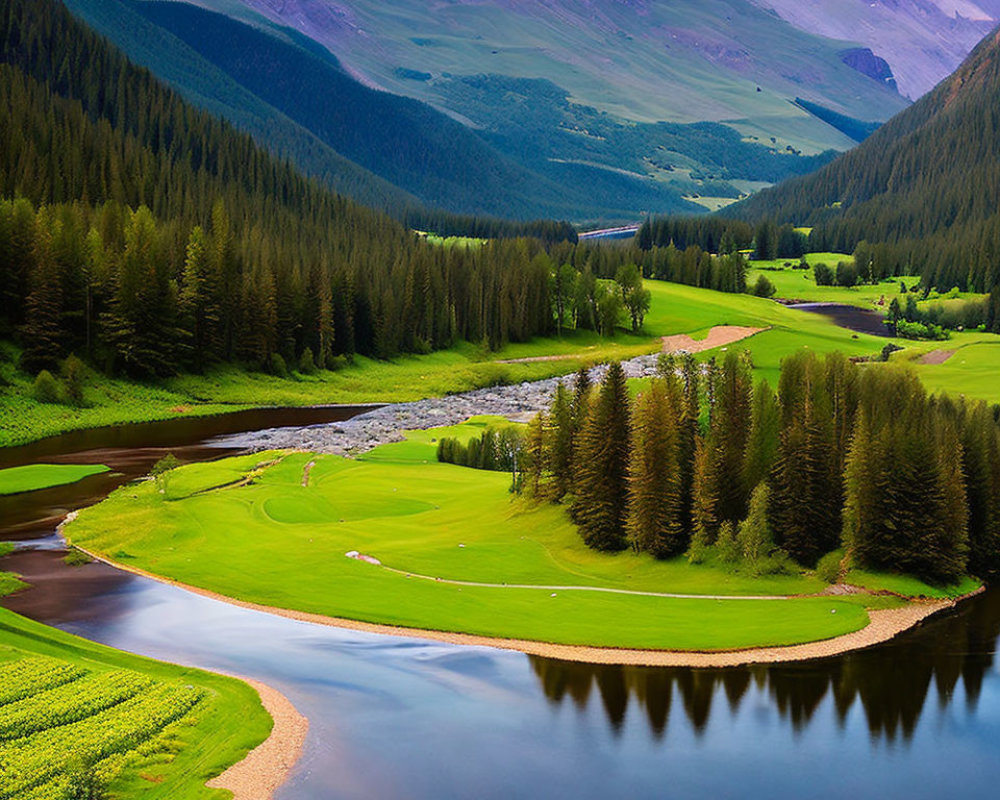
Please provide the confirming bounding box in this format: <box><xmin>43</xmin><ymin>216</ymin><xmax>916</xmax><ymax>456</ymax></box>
<box><xmin>65</xmin><ymin>421</ymin><xmax>948</xmax><ymax>652</ymax></box>
<box><xmin>747</xmin><ymin>253</ymin><xmax>917</xmax><ymax>307</ymax></box>
<box><xmin>0</xmin><ymin>605</ymin><xmax>271</xmax><ymax>799</ymax></box>
<box><xmin>0</xmin><ymin>464</ymin><xmax>110</xmax><ymax>496</ymax></box>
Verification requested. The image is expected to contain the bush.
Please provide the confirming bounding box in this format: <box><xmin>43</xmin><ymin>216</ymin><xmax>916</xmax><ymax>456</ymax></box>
<box><xmin>836</xmin><ymin>261</ymin><xmax>858</xmax><ymax>288</ymax></box>
<box><xmin>61</xmin><ymin>355</ymin><xmax>87</xmax><ymax>406</ymax></box>
<box><xmin>686</xmin><ymin>526</ymin><xmax>710</xmax><ymax>564</ymax></box>
<box><xmin>816</xmin><ymin>549</ymin><xmax>845</xmax><ymax>584</ymax></box>
<box><xmin>879</xmin><ymin>343</ymin><xmax>904</xmax><ymax>362</ymax></box>
<box><xmin>151</xmin><ymin>453</ymin><xmax>181</xmax><ymax>494</ymax></box>
<box><xmin>298</xmin><ymin>347</ymin><xmax>317</xmax><ymax>374</ymax></box>
<box><xmin>752</xmin><ymin>274</ymin><xmax>776</xmax><ymax>298</ymax></box>
<box><xmin>268</xmin><ymin>352</ymin><xmax>288</xmax><ymax>378</ymax></box>
<box><xmin>32</xmin><ymin>369</ymin><xmax>61</xmax><ymax>404</ymax></box>
<box><xmin>716</xmin><ymin>521</ymin><xmax>741</xmax><ymax>565</ymax></box>
<box><xmin>63</xmin><ymin>768</ymin><xmax>108</xmax><ymax>800</ymax></box>
<box><xmin>812</xmin><ymin>263</ymin><xmax>834</xmax><ymax>286</ymax></box>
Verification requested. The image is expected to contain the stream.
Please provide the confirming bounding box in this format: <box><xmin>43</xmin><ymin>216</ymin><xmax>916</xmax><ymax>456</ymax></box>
<box><xmin>3</xmin><ymin>408</ymin><xmax>1000</xmax><ymax>798</ymax></box>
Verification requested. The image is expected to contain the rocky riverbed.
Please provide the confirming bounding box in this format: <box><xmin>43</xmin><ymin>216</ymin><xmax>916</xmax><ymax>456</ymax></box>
<box><xmin>213</xmin><ymin>354</ymin><xmax>666</xmax><ymax>455</ymax></box>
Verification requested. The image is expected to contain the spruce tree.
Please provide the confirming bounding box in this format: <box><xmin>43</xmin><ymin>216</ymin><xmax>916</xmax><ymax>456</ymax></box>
<box><xmin>547</xmin><ymin>383</ymin><xmax>574</xmax><ymax>500</ymax></box>
<box><xmin>626</xmin><ymin>379</ymin><xmax>684</xmax><ymax>558</ymax></box>
<box><xmin>572</xmin><ymin>362</ymin><xmax>631</xmax><ymax>551</ymax></box>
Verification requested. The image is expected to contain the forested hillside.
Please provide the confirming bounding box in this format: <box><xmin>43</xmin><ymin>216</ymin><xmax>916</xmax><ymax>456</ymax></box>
<box><xmin>727</xmin><ymin>29</ymin><xmax>1000</xmax><ymax>292</ymax></box>
<box><xmin>64</xmin><ymin>0</ymin><xmax>696</xmax><ymax>222</ymax></box>
<box><xmin>0</xmin><ymin>0</ymin><xmax>751</xmax><ymax>382</ymax></box>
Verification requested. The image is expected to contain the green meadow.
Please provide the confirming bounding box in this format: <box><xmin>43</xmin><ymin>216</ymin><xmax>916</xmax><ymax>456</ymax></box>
<box><xmin>0</xmin><ymin>464</ymin><xmax>110</xmax><ymax>496</ymax></box>
<box><xmin>65</xmin><ymin>422</ymin><xmax>936</xmax><ymax>652</ymax></box>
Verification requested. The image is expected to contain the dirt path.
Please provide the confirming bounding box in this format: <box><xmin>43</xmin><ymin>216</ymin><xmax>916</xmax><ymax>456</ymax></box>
<box><xmin>661</xmin><ymin>325</ymin><xmax>766</xmax><ymax>354</ymax></box>
<box><xmin>919</xmin><ymin>349</ymin><xmax>957</xmax><ymax>365</ymax></box>
<box><xmin>494</xmin><ymin>326</ymin><xmax>766</xmax><ymax>365</ymax></box>
<box><xmin>205</xmin><ymin>677</ymin><xmax>308</xmax><ymax>800</ymax></box>
<box><xmin>71</xmin><ymin>546</ymin><xmax>979</xmax><ymax>668</ymax></box>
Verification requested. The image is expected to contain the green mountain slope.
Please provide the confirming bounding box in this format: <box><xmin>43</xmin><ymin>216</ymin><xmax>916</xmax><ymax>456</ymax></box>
<box><xmin>63</xmin><ymin>0</ymin><xmax>419</xmax><ymax>216</ymax></box>
<box><xmin>76</xmin><ymin>0</ymin><xmax>896</xmax><ymax>221</ymax></box>
<box><xmin>726</xmin><ymin>29</ymin><xmax>1000</xmax><ymax>292</ymax></box>
<box><xmin>64</xmin><ymin>0</ymin><xmax>700</xmax><ymax>221</ymax></box>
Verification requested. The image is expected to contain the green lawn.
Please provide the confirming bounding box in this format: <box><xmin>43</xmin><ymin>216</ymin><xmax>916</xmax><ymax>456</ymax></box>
<box><xmin>746</xmin><ymin>253</ymin><xmax>921</xmax><ymax>308</ymax></box>
<box><xmin>0</xmin><ymin>464</ymin><xmax>110</xmax><ymax>496</ymax></box>
<box><xmin>65</xmin><ymin>424</ymin><xmax>899</xmax><ymax>652</ymax></box>
<box><xmin>0</xmin><ymin>607</ymin><xmax>271</xmax><ymax>799</ymax></box>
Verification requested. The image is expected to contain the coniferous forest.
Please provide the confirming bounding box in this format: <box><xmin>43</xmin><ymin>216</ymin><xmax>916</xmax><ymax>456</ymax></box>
<box><xmin>527</xmin><ymin>354</ymin><xmax>1000</xmax><ymax>584</ymax></box>
<box><xmin>0</xmin><ymin>0</ymin><xmax>757</xmax><ymax>380</ymax></box>
<box><xmin>722</xmin><ymin>30</ymin><xmax>1000</xmax><ymax>292</ymax></box>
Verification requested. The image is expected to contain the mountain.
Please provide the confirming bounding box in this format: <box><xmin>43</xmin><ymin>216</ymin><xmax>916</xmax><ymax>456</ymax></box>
<box><xmin>726</xmin><ymin>28</ymin><xmax>1000</xmax><ymax>292</ymax></box>
<box><xmin>77</xmin><ymin>0</ymin><xmax>917</xmax><ymax>221</ymax></box>
<box><xmin>64</xmin><ymin>0</ymin><xmax>702</xmax><ymax>223</ymax></box>
<box><xmin>0</xmin><ymin>0</ymin><xmax>601</xmax><ymax>376</ymax></box>
<box><xmin>748</xmin><ymin>0</ymin><xmax>1000</xmax><ymax>100</ymax></box>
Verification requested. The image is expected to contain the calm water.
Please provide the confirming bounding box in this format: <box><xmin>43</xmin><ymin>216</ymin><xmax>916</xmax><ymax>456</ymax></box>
<box><xmin>787</xmin><ymin>302</ymin><xmax>893</xmax><ymax>338</ymax></box>
<box><xmin>3</xmin><ymin>409</ymin><xmax>1000</xmax><ymax>799</ymax></box>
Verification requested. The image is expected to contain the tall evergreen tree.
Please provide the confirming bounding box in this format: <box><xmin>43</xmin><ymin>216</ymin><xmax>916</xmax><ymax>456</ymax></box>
<box><xmin>626</xmin><ymin>379</ymin><xmax>684</xmax><ymax>558</ymax></box>
<box><xmin>572</xmin><ymin>362</ymin><xmax>631</xmax><ymax>551</ymax></box>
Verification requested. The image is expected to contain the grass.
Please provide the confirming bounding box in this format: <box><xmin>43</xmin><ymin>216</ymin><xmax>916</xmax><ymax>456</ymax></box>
<box><xmin>65</xmin><ymin>423</ymin><xmax>902</xmax><ymax>652</ymax></box>
<box><xmin>0</xmin><ymin>607</ymin><xmax>272</xmax><ymax>799</ymax></box>
<box><xmin>845</xmin><ymin>569</ymin><xmax>980</xmax><ymax>600</ymax></box>
<box><xmin>0</xmin><ymin>464</ymin><xmax>110</xmax><ymax>496</ymax></box>
<box><xmin>746</xmin><ymin>253</ymin><xmax>920</xmax><ymax>308</ymax></box>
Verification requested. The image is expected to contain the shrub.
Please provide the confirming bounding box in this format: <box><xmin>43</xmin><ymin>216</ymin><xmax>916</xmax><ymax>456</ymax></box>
<box><xmin>61</xmin><ymin>355</ymin><xmax>87</xmax><ymax>406</ymax></box>
<box><xmin>686</xmin><ymin>525</ymin><xmax>711</xmax><ymax>564</ymax></box>
<box><xmin>752</xmin><ymin>274</ymin><xmax>776</xmax><ymax>298</ymax></box>
<box><xmin>298</xmin><ymin>347</ymin><xmax>317</xmax><ymax>374</ymax></box>
<box><xmin>716</xmin><ymin>521</ymin><xmax>741</xmax><ymax>565</ymax></box>
<box><xmin>836</xmin><ymin>261</ymin><xmax>858</xmax><ymax>288</ymax></box>
<box><xmin>151</xmin><ymin>453</ymin><xmax>181</xmax><ymax>494</ymax></box>
<box><xmin>63</xmin><ymin>767</ymin><xmax>108</xmax><ymax>800</ymax></box>
<box><xmin>812</xmin><ymin>263</ymin><xmax>834</xmax><ymax>286</ymax></box>
<box><xmin>32</xmin><ymin>370</ymin><xmax>62</xmax><ymax>404</ymax></box>
<box><xmin>816</xmin><ymin>549</ymin><xmax>845</xmax><ymax>584</ymax></box>
<box><xmin>268</xmin><ymin>352</ymin><xmax>288</xmax><ymax>378</ymax></box>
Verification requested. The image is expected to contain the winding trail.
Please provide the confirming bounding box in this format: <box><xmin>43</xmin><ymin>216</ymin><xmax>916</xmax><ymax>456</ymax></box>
<box><xmin>378</xmin><ymin>560</ymin><xmax>795</xmax><ymax>600</ymax></box>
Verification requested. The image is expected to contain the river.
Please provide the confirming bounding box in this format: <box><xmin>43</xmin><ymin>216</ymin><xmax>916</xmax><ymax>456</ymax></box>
<box><xmin>3</xmin><ymin>409</ymin><xmax>1000</xmax><ymax>799</ymax></box>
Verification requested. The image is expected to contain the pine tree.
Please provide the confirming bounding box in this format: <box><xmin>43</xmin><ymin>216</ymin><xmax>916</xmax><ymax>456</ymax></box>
<box><xmin>19</xmin><ymin>215</ymin><xmax>64</xmax><ymax>372</ymax></box>
<box><xmin>546</xmin><ymin>382</ymin><xmax>574</xmax><ymax>500</ymax></box>
<box><xmin>525</xmin><ymin>412</ymin><xmax>546</xmax><ymax>497</ymax></box>
<box><xmin>711</xmin><ymin>350</ymin><xmax>753</xmax><ymax>523</ymax></box>
<box><xmin>626</xmin><ymin>379</ymin><xmax>684</xmax><ymax>558</ymax></box>
<box><xmin>691</xmin><ymin>436</ymin><xmax>718</xmax><ymax>544</ymax></box>
<box><xmin>572</xmin><ymin>362</ymin><xmax>631</xmax><ymax>551</ymax></box>
<box><xmin>738</xmin><ymin>483</ymin><xmax>773</xmax><ymax>574</ymax></box>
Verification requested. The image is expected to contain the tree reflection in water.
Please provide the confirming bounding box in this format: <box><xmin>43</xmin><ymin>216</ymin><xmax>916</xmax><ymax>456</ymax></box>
<box><xmin>529</xmin><ymin>591</ymin><xmax>1000</xmax><ymax>743</ymax></box>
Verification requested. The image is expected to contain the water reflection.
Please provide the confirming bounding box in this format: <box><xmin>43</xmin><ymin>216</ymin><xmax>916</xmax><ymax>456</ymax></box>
<box><xmin>530</xmin><ymin>591</ymin><xmax>1000</xmax><ymax>744</ymax></box>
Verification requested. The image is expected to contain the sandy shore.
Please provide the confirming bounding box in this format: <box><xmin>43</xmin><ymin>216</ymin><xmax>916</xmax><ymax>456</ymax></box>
<box><xmin>205</xmin><ymin>676</ymin><xmax>308</xmax><ymax>800</ymax></box>
<box><xmin>71</xmin><ymin>546</ymin><xmax>977</xmax><ymax>668</ymax></box>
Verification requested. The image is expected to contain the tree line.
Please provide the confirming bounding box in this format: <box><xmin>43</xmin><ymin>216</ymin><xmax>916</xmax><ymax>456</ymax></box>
<box><xmin>523</xmin><ymin>353</ymin><xmax>1000</xmax><ymax>584</ymax></box>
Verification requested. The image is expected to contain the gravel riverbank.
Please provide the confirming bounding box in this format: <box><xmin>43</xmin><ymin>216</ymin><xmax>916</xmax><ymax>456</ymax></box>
<box><xmin>214</xmin><ymin>354</ymin><xmax>667</xmax><ymax>455</ymax></box>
